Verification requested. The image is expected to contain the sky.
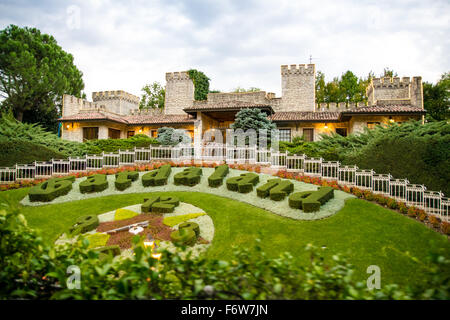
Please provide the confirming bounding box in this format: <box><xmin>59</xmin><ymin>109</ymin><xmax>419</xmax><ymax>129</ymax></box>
<box><xmin>0</xmin><ymin>0</ymin><xmax>449</xmax><ymax>99</ymax></box>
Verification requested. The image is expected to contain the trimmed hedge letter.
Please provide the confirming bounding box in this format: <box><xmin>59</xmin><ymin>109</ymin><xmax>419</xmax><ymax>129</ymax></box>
<box><xmin>141</xmin><ymin>195</ymin><xmax>180</xmax><ymax>213</ymax></box>
<box><xmin>288</xmin><ymin>186</ymin><xmax>334</xmax><ymax>212</ymax></box>
<box><xmin>29</xmin><ymin>176</ymin><xmax>75</xmax><ymax>202</ymax></box>
<box><xmin>208</xmin><ymin>164</ymin><xmax>229</xmax><ymax>187</ymax></box>
<box><xmin>256</xmin><ymin>178</ymin><xmax>294</xmax><ymax>201</ymax></box>
<box><xmin>79</xmin><ymin>174</ymin><xmax>108</xmax><ymax>193</ymax></box>
<box><xmin>170</xmin><ymin>221</ymin><xmax>200</xmax><ymax>246</ymax></box>
<box><xmin>226</xmin><ymin>172</ymin><xmax>259</xmax><ymax>193</ymax></box>
<box><xmin>174</xmin><ymin>167</ymin><xmax>202</xmax><ymax>186</ymax></box>
<box><xmin>115</xmin><ymin>171</ymin><xmax>139</xmax><ymax>191</ymax></box>
<box><xmin>142</xmin><ymin>164</ymin><xmax>171</xmax><ymax>187</ymax></box>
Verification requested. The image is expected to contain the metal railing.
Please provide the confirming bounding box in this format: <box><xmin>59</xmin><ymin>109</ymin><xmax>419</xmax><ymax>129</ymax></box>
<box><xmin>0</xmin><ymin>144</ymin><xmax>448</xmax><ymax>221</ymax></box>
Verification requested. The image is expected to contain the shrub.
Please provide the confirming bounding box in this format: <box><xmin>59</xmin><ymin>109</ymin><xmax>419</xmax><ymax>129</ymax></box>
<box><xmin>226</xmin><ymin>172</ymin><xmax>259</xmax><ymax>193</ymax></box>
<box><xmin>351</xmin><ymin>188</ymin><xmax>363</xmax><ymax>198</ymax></box>
<box><xmin>79</xmin><ymin>174</ymin><xmax>108</xmax><ymax>193</ymax></box>
<box><xmin>386</xmin><ymin>198</ymin><xmax>398</xmax><ymax>209</ymax></box>
<box><xmin>363</xmin><ymin>190</ymin><xmax>375</xmax><ymax>201</ymax></box>
<box><xmin>207</xmin><ymin>164</ymin><xmax>229</xmax><ymax>187</ymax></box>
<box><xmin>440</xmin><ymin>222</ymin><xmax>450</xmax><ymax>235</ymax></box>
<box><xmin>28</xmin><ymin>176</ymin><xmax>74</xmax><ymax>202</ymax></box>
<box><xmin>142</xmin><ymin>164</ymin><xmax>171</xmax><ymax>187</ymax></box>
<box><xmin>407</xmin><ymin>207</ymin><xmax>418</xmax><ymax>218</ymax></box>
<box><xmin>141</xmin><ymin>196</ymin><xmax>180</xmax><ymax>214</ymax></box>
<box><xmin>170</xmin><ymin>227</ymin><xmax>196</xmax><ymax>246</ymax></box>
<box><xmin>115</xmin><ymin>171</ymin><xmax>139</xmax><ymax>191</ymax></box>
<box><xmin>256</xmin><ymin>178</ymin><xmax>293</xmax><ymax>201</ymax></box>
<box><xmin>163</xmin><ymin>213</ymin><xmax>206</xmax><ymax>227</ymax></box>
<box><xmin>179</xmin><ymin>221</ymin><xmax>200</xmax><ymax>237</ymax></box>
<box><xmin>141</xmin><ymin>196</ymin><xmax>160</xmax><ymax>213</ymax></box>
<box><xmin>174</xmin><ymin>167</ymin><xmax>202</xmax><ymax>186</ymax></box>
<box><xmin>288</xmin><ymin>187</ymin><xmax>334</xmax><ymax>212</ymax></box>
<box><xmin>398</xmin><ymin>202</ymin><xmax>408</xmax><ymax>215</ymax></box>
<box><xmin>94</xmin><ymin>245</ymin><xmax>121</xmax><ymax>259</ymax></box>
<box><xmin>69</xmin><ymin>215</ymin><xmax>99</xmax><ymax>235</ymax></box>
<box><xmin>114</xmin><ymin>208</ymin><xmax>139</xmax><ymax>221</ymax></box>
<box><xmin>429</xmin><ymin>215</ymin><xmax>441</xmax><ymax>228</ymax></box>
<box><xmin>417</xmin><ymin>210</ymin><xmax>428</xmax><ymax>222</ymax></box>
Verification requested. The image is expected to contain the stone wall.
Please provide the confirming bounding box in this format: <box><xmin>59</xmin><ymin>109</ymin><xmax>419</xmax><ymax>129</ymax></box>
<box><xmin>366</xmin><ymin>76</ymin><xmax>423</xmax><ymax>108</ymax></box>
<box><xmin>164</xmin><ymin>71</ymin><xmax>194</xmax><ymax>115</ymax></box>
<box><xmin>62</xmin><ymin>95</ymin><xmax>102</xmax><ymax>117</ymax></box>
<box><xmin>279</xmin><ymin>64</ymin><xmax>315</xmax><ymax>112</ymax></box>
<box><xmin>206</xmin><ymin>91</ymin><xmax>271</xmax><ymax>104</ymax></box>
<box><xmin>92</xmin><ymin>90</ymin><xmax>140</xmax><ymax>115</ymax></box>
<box><xmin>275</xmin><ymin>121</ymin><xmax>348</xmax><ymax>142</ymax></box>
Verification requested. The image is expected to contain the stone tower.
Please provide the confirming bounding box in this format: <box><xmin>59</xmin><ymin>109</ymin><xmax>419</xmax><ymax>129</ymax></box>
<box><xmin>91</xmin><ymin>90</ymin><xmax>140</xmax><ymax>115</ymax></box>
<box><xmin>366</xmin><ymin>76</ymin><xmax>423</xmax><ymax>108</ymax></box>
<box><xmin>164</xmin><ymin>71</ymin><xmax>194</xmax><ymax>115</ymax></box>
<box><xmin>279</xmin><ymin>64</ymin><xmax>315</xmax><ymax>112</ymax></box>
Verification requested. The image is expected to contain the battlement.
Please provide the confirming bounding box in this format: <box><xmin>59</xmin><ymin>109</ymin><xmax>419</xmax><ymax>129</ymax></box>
<box><xmin>92</xmin><ymin>90</ymin><xmax>140</xmax><ymax>104</ymax></box>
<box><xmin>315</xmin><ymin>101</ymin><xmax>368</xmax><ymax>111</ymax></box>
<box><xmin>129</xmin><ymin>108</ymin><xmax>164</xmax><ymax>115</ymax></box>
<box><xmin>281</xmin><ymin>64</ymin><xmax>315</xmax><ymax>75</ymax></box>
<box><xmin>371</xmin><ymin>77</ymin><xmax>411</xmax><ymax>88</ymax></box>
<box><xmin>166</xmin><ymin>71</ymin><xmax>191</xmax><ymax>81</ymax></box>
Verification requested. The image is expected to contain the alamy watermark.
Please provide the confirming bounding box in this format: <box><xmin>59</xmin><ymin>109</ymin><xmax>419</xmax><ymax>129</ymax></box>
<box><xmin>66</xmin><ymin>265</ymin><xmax>81</xmax><ymax>289</ymax></box>
<box><xmin>366</xmin><ymin>265</ymin><xmax>381</xmax><ymax>289</ymax></box>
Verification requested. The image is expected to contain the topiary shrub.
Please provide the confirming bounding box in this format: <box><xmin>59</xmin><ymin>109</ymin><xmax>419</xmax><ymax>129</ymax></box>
<box><xmin>69</xmin><ymin>215</ymin><xmax>99</xmax><ymax>235</ymax></box>
<box><xmin>28</xmin><ymin>176</ymin><xmax>75</xmax><ymax>202</ymax></box>
<box><xmin>178</xmin><ymin>221</ymin><xmax>200</xmax><ymax>237</ymax></box>
<box><xmin>257</xmin><ymin>178</ymin><xmax>294</xmax><ymax>201</ymax></box>
<box><xmin>79</xmin><ymin>174</ymin><xmax>108</xmax><ymax>193</ymax></box>
<box><xmin>208</xmin><ymin>164</ymin><xmax>229</xmax><ymax>187</ymax></box>
<box><xmin>141</xmin><ymin>196</ymin><xmax>180</xmax><ymax>214</ymax></box>
<box><xmin>288</xmin><ymin>187</ymin><xmax>334</xmax><ymax>212</ymax></box>
<box><xmin>170</xmin><ymin>227</ymin><xmax>197</xmax><ymax>246</ymax></box>
<box><xmin>174</xmin><ymin>167</ymin><xmax>202</xmax><ymax>186</ymax></box>
<box><xmin>226</xmin><ymin>172</ymin><xmax>259</xmax><ymax>193</ymax></box>
<box><xmin>142</xmin><ymin>164</ymin><xmax>171</xmax><ymax>187</ymax></box>
<box><xmin>115</xmin><ymin>171</ymin><xmax>139</xmax><ymax>191</ymax></box>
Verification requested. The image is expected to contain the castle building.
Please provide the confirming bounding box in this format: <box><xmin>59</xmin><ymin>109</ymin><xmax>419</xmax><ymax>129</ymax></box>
<box><xmin>59</xmin><ymin>64</ymin><xmax>425</xmax><ymax>144</ymax></box>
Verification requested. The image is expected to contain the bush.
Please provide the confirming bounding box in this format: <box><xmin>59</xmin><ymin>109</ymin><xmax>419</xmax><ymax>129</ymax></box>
<box><xmin>256</xmin><ymin>178</ymin><xmax>293</xmax><ymax>201</ymax></box>
<box><xmin>28</xmin><ymin>176</ymin><xmax>74</xmax><ymax>202</ymax></box>
<box><xmin>141</xmin><ymin>196</ymin><xmax>180</xmax><ymax>214</ymax></box>
<box><xmin>441</xmin><ymin>222</ymin><xmax>450</xmax><ymax>235</ymax></box>
<box><xmin>170</xmin><ymin>227</ymin><xmax>196</xmax><ymax>246</ymax></box>
<box><xmin>429</xmin><ymin>215</ymin><xmax>441</xmax><ymax>228</ymax></box>
<box><xmin>179</xmin><ymin>221</ymin><xmax>200</xmax><ymax>237</ymax></box>
<box><xmin>115</xmin><ymin>171</ymin><xmax>139</xmax><ymax>191</ymax></box>
<box><xmin>95</xmin><ymin>245</ymin><xmax>121</xmax><ymax>259</ymax></box>
<box><xmin>288</xmin><ymin>187</ymin><xmax>334</xmax><ymax>212</ymax></box>
<box><xmin>69</xmin><ymin>215</ymin><xmax>99</xmax><ymax>235</ymax></box>
<box><xmin>208</xmin><ymin>164</ymin><xmax>229</xmax><ymax>187</ymax></box>
<box><xmin>226</xmin><ymin>172</ymin><xmax>259</xmax><ymax>193</ymax></box>
<box><xmin>84</xmin><ymin>134</ymin><xmax>158</xmax><ymax>154</ymax></box>
<box><xmin>174</xmin><ymin>167</ymin><xmax>202</xmax><ymax>186</ymax></box>
<box><xmin>386</xmin><ymin>198</ymin><xmax>398</xmax><ymax>209</ymax></box>
<box><xmin>79</xmin><ymin>174</ymin><xmax>108</xmax><ymax>193</ymax></box>
<box><xmin>142</xmin><ymin>164</ymin><xmax>171</xmax><ymax>187</ymax></box>
<box><xmin>407</xmin><ymin>207</ymin><xmax>418</xmax><ymax>218</ymax></box>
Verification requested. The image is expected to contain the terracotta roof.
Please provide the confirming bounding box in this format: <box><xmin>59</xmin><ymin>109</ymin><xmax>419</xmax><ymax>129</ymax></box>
<box><xmin>59</xmin><ymin>112</ymin><xmax>126</xmax><ymax>124</ymax></box>
<box><xmin>123</xmin><ymin>114</ymin><xmax>195</xmax><ymax>125</ymax></box>
<box><xmin>184</xmin><ymin>100</ymin><xmax>272</xmax><ymax>112</ymax></box>
<box><xmin>341</xmin><ymin>105</ymin><xmax>426</xmax><ymax>115</ymax></box>
<box><xmin>269</xmin><ymin>111</ymin><xmax>341</xmax><ymax>122</ymax></box>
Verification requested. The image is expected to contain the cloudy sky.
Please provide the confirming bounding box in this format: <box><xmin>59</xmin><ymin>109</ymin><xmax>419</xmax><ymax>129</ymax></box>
<box><xmin>0</xmin><ymin>0</ymin><xmax>449</xmax><ymax>98</ymax></box>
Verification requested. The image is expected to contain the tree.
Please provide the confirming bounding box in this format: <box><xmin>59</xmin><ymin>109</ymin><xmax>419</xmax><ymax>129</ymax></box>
<box><xmin>156</xmin><ymin>127</ymin><xmax>191</xmax><ymax>146</ymax></box>
<box><xmin>339</xmin><ymin>71</ymin><xmax>359</xmax><ymax>102</ymax></box>
<box><xmin>0</xmin><ymin>25</ymin><xmax>84</xmax><ymax>130</ymax></box>
<box><xmin>382</xmin><ymin>67</ymin><xmax>397</xmax><ymax>78</ymax></box>
<box><xmin>315</xmin><ymin>71</ymin><xmax>326</xmax><ymax>103</ymax></box>
<box><xmin>139</xmin><ymin>82</ymin><xmax>165</xmax><ymax>109</ymax></box>
<box><xmin>423</xmin><ymin>72</ymin><xmax>450</xmax><ymax>121</ymax></box>
<box><xmin>231</xmin><ymin>108</ymin><xmax>276</xmax><ymax>146</ymax></box>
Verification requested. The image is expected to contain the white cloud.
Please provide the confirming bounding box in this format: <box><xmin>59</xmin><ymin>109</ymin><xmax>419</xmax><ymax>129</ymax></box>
<box><xmin>0</xmin><ymin>0</ymin><xmax>449</xmax><ymax>98</ymax></box>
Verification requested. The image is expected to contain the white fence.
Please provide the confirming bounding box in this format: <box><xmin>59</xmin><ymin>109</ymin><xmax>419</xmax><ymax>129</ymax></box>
<box><xmin>0</xmin><ymin>145</ymin><xmax>448</xmax><ymax>221</ymax></box>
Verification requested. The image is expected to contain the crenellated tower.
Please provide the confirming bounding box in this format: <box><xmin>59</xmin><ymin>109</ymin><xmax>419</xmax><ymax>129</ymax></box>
<box><xmin>91</xmin><ymin>90</ymin><xmax>140</xmax><ymax>115</ymax></box>
<box><xmin>279</xmin><ymin>64</ymin><xmax>315</xmax><ymax>112</ymax></box>
<box><xmin>367</xmin><ymin>76</ymin><xmax>423</xmax><ymax>108</ymax></box>
<box><xmin>164</xmin><ymin>71</ymin><xmax>194</xmax><ymax>115</ymax></box>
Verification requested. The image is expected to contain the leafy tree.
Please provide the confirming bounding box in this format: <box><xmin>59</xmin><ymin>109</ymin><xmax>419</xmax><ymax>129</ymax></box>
<box><xmin>232</xmin><ymin>87</ymin><xmax>261</xmax><ymax>93</ymax></box>
<box><xmin>0</xmin><ymin>25</ymin><xmax>84</xmax><ymax>131</ymax></box>
<box><xmin>382</xmin><ymin>68</ymin><xmax>398</xmax><ymax>77</ymax></box>
<box><xmin>156</xmin><ymin>127</ymin><xmax>191</xmax><ymax>146</ymax></box>
<box><xmin>423</xmin><ymin>72</ymin><xmax>450</xmax><ymax>121</ymax></box>
<box><xmin>139</xmin><ymin>82</ymin><xmax>165</xmax><ymax>109</ymax></box>
<box><xmin>315</xmin><ymin>71</ymin><xmax>326</xmax><ymax>103</ymax></box>
<box><xmin>187</xmin><ymin>69</ymin><xmax>210</xmax><ymax>101</ymax></box>
<box><xmin>231</xmin><ymin>108</ymin><xmax>276</xmax><ymax>146</ymax></box>
<box><xmin>339</xmin><ymin>71</ymin><xmax>360</xmax><ymax>102</ymax></box>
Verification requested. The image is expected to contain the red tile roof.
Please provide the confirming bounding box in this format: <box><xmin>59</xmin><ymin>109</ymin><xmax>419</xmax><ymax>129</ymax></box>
<box><xmin>341</xmin><ymin>105</ymin><xmax>425</xmax><ymax>114</ymax></box>
<box><xmin>123</xmin><ymin>114</ymin><xmax>195</xmax><ymax>125</ymax></box>
<box><xmin>59</xmin><ymin>112</ymin><xmax>126</xmax><ymax>124</ymax></box>
<box><xmin>184</xmin><ymin>100</ymin><xmax>272</xmax><ymax>112</ymax></box>
<box><xmin>269</xmin><ymin>111</ymin><xmax>340</xmax><ymax>122</ymax></box>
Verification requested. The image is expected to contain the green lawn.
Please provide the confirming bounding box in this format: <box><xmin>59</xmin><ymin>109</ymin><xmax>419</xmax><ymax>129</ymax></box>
<box><xmin>1</xmin><ymin>188</ymin><xmax>449</xmax><ymax>288</ymax></box>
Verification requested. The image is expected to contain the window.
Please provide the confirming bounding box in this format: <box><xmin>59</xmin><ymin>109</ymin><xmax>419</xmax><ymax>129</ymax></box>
<box><xmin>335</xmin><ymin>128</ymin><xmax>347</xmax><ymax>137</ymax></box>
<box><xmin>279</xmin><ymin>129</ymin><xmax>291</xmax><ymax>142</ymax></box>
<box><xmin>108</xmin><ymin>128</ymin><xmax>121</xmax><ymax>139</ymax></box>
<box><xmin>83</xmin><ymin>127</ymin><xmax>98</xmax><ymax>141</ymax></box>
<box><xmin>302</xmin><ymin>128</ymin><xmax>314</xmax><ymax>142</ymax></box>
<box><xmin>127</xmin><ymin>131</ymin><xmax>135</xmax><ymax>138</ymax></box>
<box><xmin>150</xmin><ymin>130</ymin><xmax>158</xmax><ymax>138</ymax></box>
<box><xmin>367</xmin><ymin>122</ymin><xmax>380</xmax><ymax>129</ymax></box>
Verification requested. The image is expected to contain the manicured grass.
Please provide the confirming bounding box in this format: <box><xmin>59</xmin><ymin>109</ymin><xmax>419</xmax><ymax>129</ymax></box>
<box><xmin>1</xmin><ymin>188</ymin><xmax>449</xmax><ymax>287</ymax></box>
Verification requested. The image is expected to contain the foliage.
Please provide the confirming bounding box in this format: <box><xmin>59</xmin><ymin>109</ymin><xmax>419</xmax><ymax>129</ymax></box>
<box><xmin>139</xmin><ymin>82</ymin><xmax>165</xmax><ymax>109</ymax></box>
<box><xmin>83</xmin><ymin>134</ymin><xmax>159</xmax><ymax>154</ymax></box>
<box><xmin>187</xmin><ymin>69</ymin><xmax>210</xmax><ymax>101</ymax></box>
<box><xmin>231</xmin><ymin>108</ymin><xmax>276</xmax><ymax>146</ymax></box>
<box><xmin>85</xmin><ymin>233</ymin><xmax>110</xmax><ymax>249</ymax></box>
<box><xmin>315</xmin><ymin>70</ymin><xmax>368</xmax><ymax>103</ymax></box>
<box><xmin>163</xmin><ymin>213</ymin><xmax>206</xmax><ymax>227</ymax></box>
<box><xmin>1</xmin><ymin>203</ymin><xmax>449</xmax><ymax>299</ymax></box>
<box><xmin>156</xmin><ymin>127</ymin><xmax>191</xmax><ymax>146</ymax></box>
<box><xmin>207</xmin><ymin>164</ymin><xmax>229</xmax><ymax>187</ymax></box>
<box><xmin>423</xmin><ymin>72</ymin><xmax>450</xmax><ymax>121</ymax></box>
<box><xmin>114</xmin><ymin>208</ymin><xmax>139</xmax><ymax>221</ymax></box>
<box><xmin>232</xmin><ymin>87</ymin><xmax>261</xmax><ymax>93</ymax></box>
<box><xmin>0</xmin><ymin>25</ymin><xmax>84</xmax><ymax>131</ymax></box>
<box><xmin>28</xmin><ymin>176</ymin><xmax>74</xmax><ymax>202</ymax></box>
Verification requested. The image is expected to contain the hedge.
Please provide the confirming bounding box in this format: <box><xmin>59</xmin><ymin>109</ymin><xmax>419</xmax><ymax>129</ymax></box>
<box><xmin>28</xmin><ymin>176</ymin><xmax>75</xmax><ymax>202</ymax></box>
<box><xmin>115</xmin><ymin>171</ymin><xmax>139</xmax><ymax>191</ymax></box>
<box><xmin>179</xmin><ymin>221</ymin><xmax>200</xmax><ymax>237</ymax></box>
<box><xmin>256</xmin><ymin>178</ymin><xmax>293</xmax><ymax>201</ymax></box>
<box><xmin>226</xmin><ymin>172</ymin><xmax>259</xmax><ymax>193</ymax></box>
<box><xmin>79</xmin><ymin>174</ymin><xmax>108</xmax><ymax>193</ymax></box>
<box><xmin>174</xmin><ymin>167</ymin><xmax>202</xmax><ymax>186</ymax></box>
<box><xmin>142</xmin><ymin>164</ymin><xmax>171</xmax><ymax>187</ymax></box>
<box><xmin>170</xmin><ymin>227</ymin><xmax>197</xmax><ymax>246</ymax></box>
<box><xmin>207</xmin><ymin>164</ymin><xmax>229</xmax><ymax>187</ymax></box>
<box><xmin>288</xmin><ymin>187</ymin><xmax>334</xmax><ymax>212</ymax></box>
<box><xmin>141</xmin><ymin>196</ymin><xmax>180</xmax><ymax>213</ymax></box>
<box><xmin>69</xmin><ymin>214</ymin><xmax>99</xmax><ymax>235</ymax></box>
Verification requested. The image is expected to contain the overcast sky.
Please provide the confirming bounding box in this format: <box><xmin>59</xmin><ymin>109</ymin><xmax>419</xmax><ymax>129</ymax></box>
<box><xmin>0</xmin><ymin>0</ymin><xmax>449</xmax><ymax>98</ymax></box>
